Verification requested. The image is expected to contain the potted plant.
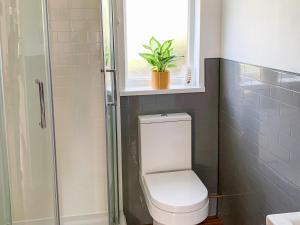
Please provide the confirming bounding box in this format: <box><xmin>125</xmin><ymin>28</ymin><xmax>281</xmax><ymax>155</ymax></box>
<box><xmin>139</xmin><ymin>37</ymin><xmax>182</xmax><ymax>90</ymax></box>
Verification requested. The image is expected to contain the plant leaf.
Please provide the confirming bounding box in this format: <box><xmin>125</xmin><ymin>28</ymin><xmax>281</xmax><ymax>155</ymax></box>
<box><xmin>167</xmin><ymin>64</ymin><xmax>176</xmax><ymax>68</ymax></box>
<box><xmin>149</xmin><ymin>37</ymin><xmax>161</xmax><ymax>51</ymax></box>
<box><xmin>139</xmin><ymin>53</ymin><xmax>158</xmax><ymax>66</ymax></box>
<box><xmin>161</xmin><ymin>40</ymin><xmax>173</xmax><ymax>53</ymax></box>
<box><xmin>139</xmin><ymin>53</ymin><xmax>155</xmax><ymax>58</ymax></box>
<box><xmin>142</xmin><ymin>45</ymin><xmax>152</xmax><ymax>51</ymax></box>
<box><xmin>161</xmin><ymin>55</ymin><xmax>176</xmax><ymax>64</ymax></box>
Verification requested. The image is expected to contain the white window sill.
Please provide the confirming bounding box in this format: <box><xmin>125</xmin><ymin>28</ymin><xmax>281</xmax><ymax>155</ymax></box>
<box><xmin>119</xmin><ymin>85</ymin><xmax>205</xmax><ymax>96</ymax></box>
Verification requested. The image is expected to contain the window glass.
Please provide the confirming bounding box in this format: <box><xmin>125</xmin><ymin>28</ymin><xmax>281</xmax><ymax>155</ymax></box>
<box><xmin>125</xmin><ymin>0</ymin><xmax>189</xmax><ymax>80</ymax></box>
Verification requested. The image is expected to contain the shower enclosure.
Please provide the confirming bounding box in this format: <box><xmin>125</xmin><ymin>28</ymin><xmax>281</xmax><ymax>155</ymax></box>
<box><xmin>0</xmin><ymin>0</ymin><xmax>121</xmax><ymax>224</ymax></box>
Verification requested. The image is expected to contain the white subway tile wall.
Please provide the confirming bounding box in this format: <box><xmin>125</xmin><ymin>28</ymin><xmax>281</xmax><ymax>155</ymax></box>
<box><xmin>219</xmin><ymin>59</ymin><xmax>300</xmax><ymax>225</ymax></box>
<box><xmin>48</xmin><ymin>0</ymin><xmax>108</xmax><ymax>218</ymax></box>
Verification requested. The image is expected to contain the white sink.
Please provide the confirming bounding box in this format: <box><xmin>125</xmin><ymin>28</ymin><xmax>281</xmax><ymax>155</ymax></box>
<box><xmin>267</xmin><ymin>212</ymin><xmax>300</xmax><ymax>225</ymax></box>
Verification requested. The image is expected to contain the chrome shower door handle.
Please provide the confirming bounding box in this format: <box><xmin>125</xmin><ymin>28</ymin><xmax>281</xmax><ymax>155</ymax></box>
<box><xmin>36</xmin><ymin>80</ymin><xmax>46</xmax><ymax>129</ymax></box>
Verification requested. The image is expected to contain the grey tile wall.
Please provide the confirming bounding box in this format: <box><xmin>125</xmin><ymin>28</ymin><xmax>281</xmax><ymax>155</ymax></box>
<box><xmin>219</xmin><ymin>59</ymin><xmax>300</xmax><ymax>225</ymax></box>
<box><xmin>120</xmin><ymin>59</ymin><xmax>220</xmax><ymax>225</ymax></box>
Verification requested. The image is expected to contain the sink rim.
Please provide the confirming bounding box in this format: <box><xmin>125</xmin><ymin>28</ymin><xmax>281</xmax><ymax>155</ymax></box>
<box><xmin>267</xmin><ymin>212</ymin><xmax>300</xmax><ymax>225</ymax></box>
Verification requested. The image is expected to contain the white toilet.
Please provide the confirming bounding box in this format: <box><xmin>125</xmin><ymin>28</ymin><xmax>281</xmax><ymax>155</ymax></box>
<box><xmin>138</xmin><ymin>113</ymin><xmax>209</xmax><ymax>225</ymax></box>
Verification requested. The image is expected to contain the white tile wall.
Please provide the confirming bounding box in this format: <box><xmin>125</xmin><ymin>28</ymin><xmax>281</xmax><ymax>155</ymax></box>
<box><xmin>48</xmin><ymin>0</ymin><xmax>108</xmax><ymax>218</ymax></box>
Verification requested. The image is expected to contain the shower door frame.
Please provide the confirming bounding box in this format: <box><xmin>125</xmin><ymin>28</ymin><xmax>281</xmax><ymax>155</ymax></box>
<box><xmin>99</xmin><ymin>0</ymin><xmax>125</xmax><ymax>224</ymax></box>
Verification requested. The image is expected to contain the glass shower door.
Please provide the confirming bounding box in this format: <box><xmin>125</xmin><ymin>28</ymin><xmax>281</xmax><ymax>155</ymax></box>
<box><xmin>0</xmin><ymin>0</ymin><xmax>59</xmax><ymax>225</ymax></box>
<box><xmin>100</xmin><ymin>0</ymin><xmax>120</xmax><ymax>224</ymax></box>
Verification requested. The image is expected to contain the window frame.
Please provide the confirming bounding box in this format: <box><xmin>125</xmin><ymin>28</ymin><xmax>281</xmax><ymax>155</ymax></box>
<box><xmin>115</xmin><ymin>0</ymin><xmax>204</xmax><ymax>96</ymax></box>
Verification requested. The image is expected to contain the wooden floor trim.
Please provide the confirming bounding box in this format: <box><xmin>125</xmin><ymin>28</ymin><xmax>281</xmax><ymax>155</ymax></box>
<box><xmin>200</xmin><ymin>216</ymin><xmax>223</xmax><ymax>225</ymax></box>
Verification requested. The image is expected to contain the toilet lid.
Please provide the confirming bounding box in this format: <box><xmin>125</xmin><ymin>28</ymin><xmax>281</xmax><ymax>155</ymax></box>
<box><xmin>144</xmin><ymin>170</ymin><xmax>208</xmax><ymax>213</ymax></box>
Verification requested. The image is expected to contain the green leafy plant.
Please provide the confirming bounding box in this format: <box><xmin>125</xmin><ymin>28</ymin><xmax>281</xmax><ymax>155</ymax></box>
<box><xmin>139</xmin><ymin>37</ymin><xmax>182</xmax><ymax>72</ymax></box>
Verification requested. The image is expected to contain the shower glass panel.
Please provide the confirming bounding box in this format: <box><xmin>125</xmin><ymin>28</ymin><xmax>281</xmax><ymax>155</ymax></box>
<box><xmin>0</xmin><ymin>0</ymin><xmax>59</xmax><ymax>225</ymax></box>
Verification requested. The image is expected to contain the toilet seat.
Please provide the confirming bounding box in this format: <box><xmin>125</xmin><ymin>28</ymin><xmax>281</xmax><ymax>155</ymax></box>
<box><xmin>140</xmin><ymin>170</ymin><xmax>209</xmax><ymax>225</ymax></box>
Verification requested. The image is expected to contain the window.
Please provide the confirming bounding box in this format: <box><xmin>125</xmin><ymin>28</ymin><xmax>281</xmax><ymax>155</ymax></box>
<box><xmin>120</xmin><ymin>0</ymin><xmax>202</xmax><ymax>94</ymax></box>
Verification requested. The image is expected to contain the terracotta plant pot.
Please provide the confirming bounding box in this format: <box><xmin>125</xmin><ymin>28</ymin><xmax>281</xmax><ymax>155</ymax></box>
<box><xmin>151</xmin><ymin>70</ymin><xmax>170</xmax><ymax>90</ymax></box>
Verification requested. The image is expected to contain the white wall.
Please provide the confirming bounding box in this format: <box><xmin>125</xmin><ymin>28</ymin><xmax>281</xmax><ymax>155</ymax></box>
<box><xmin>201</xmin><ymin>0</ymin><xmax>222</xmax><ymax>59</ymax></box>
<box><xmin>222</xmin><ymin>0</ymin><xmax>300</xmax><ymax>73</ymax></box>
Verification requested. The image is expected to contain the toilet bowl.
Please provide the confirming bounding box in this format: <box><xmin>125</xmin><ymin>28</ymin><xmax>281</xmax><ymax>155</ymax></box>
<box><xmin>140</xmin><ymin>170</ymin><xmax>209</xmax><ymax>225</ymax></box>
<box><xmin>138</xmin><ymin>113</ymin><xmax>209</xmax><ymax>225</ymax></box>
